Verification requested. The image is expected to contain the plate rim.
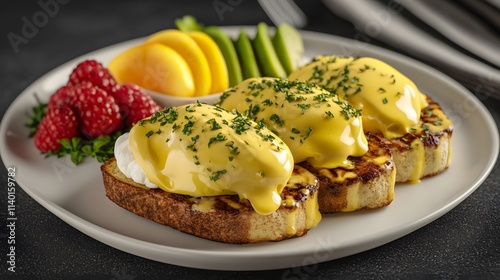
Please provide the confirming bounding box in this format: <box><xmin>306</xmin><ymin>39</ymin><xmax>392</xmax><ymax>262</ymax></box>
<box><xmin>1</xmin><ymin>28</ymin><xmax>498</xmax><ymax>270</ymax></box>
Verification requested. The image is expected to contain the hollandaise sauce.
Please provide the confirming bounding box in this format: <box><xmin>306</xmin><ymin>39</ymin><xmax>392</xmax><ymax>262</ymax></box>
<box><xmin>128</xmin><ymin>102</ymin><xmax>294</xmax><ymax>215</ymax></box>
<box><xmin>218</xmin><ymin>78</ymin><xmax>368</xmax><ymax>169</ymax></box>
<box><xmin>288</xmin><ymin>55</ymin><xmax>429</xmax><ymax>139</ymax></box>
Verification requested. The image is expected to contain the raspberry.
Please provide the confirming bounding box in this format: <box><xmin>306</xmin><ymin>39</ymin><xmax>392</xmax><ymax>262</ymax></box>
<box><xmin>67</xmin><ymin>59</ymin><xmax>119</xmax><ymax>94</ymax></box>
<box><xmin>114</xmin><ymin>83</ymin><xmax>162</xmax><ymax>126</ymax></box>
<box><xmin>48</xmin><ymin>85</ymin><xmax>73</xmax><ymax>110</ymax></box>
<box><xmin>69</xmin><ymin>82</ymin><xmax>122</xmax><ymax>137</ymax></box>
<box><xmin>34</xmin><ymin>104</ymin><xmax>79</xmax><ymax>153</ymax></box>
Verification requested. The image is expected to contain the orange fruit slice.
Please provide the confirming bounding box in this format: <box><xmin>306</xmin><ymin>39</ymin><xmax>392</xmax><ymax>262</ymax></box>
<box><xmin>108</xmin><ymin>42</ymin><xmax>195</xmax><ymax>97</ymax></box>
<box><xmin>147</xmin><ymin>29</ymin><xmax>212</xmax><ymax>96</ymax></box>
<box><xmin>188</xmin><ymin>31</ymin><xmax>229</xmax><ymax>94</ymax></box>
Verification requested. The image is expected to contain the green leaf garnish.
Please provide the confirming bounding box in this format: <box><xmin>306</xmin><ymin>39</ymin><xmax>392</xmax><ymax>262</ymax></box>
<box><xmin>25</xmin><ymin>95</ymin><xmax>47</xmax><ymax>137</ymax></box>
<box><xmin>26</xmin><ymin>96</ymin><xmax>128</xmax><ymax>165</ymax></box>
<box><xmin>175</xmin><ymin>15</ymin><xmax>204</xmax><ymax>32</ymax></box>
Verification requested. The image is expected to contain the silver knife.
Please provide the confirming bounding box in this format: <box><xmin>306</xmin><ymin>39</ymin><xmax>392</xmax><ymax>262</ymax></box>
<box><xmin>396</xmin><ymin>0</ymin><xmax>500</xmax><ymax>68</ymax></box>
<box><xmin>322</xmin><ymin>0</ymin><xmax>500</xmax><ymax>99</ymax></box>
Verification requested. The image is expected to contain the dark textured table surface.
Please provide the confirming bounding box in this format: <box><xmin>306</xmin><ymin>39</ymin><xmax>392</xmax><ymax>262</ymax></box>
<box><xmin>1</xmin><ymin>1</ymin><xmax>499</xmax><ymax>279</ymax></box>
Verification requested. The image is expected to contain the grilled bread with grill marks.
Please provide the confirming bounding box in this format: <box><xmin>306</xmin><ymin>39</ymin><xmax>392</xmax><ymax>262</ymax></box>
<box><xmin>380</xmin><ymin>97</ymin><xmax>453</xmax><ymax>183</ymax></box>
<box><xmin>101</xmin><ymin>135</ymin><xmax>397</xmax><ymax>242</ymax></box>
<box><xmin>301</xmin><ymin>133</ymin><xmax>396</xmax><ymax>213</ymax></box>
<box><xmin>101</xmin><ymin>157</ymin><xmax>321</xmax><ymax>244</ymax></box>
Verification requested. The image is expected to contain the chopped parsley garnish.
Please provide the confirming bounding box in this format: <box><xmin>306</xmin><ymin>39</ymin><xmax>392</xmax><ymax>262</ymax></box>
<box><xmin>182</xmin><ymin>120</ymin><xmax>195</xmax><ymax>135</ymax></box>
<box><xmin>208</xmin><ymin>132</ymin><xmax>227</xmax><ymax>147</ymax></box>
<box><xmin>269</xmin><ymin>114</ymin><xmax>284</xmax><ymax>127</ymax></box>
<box><xmin>206</xmin><ymin>118</ymin><xmax>222</xmax><ymax>131</ymax></box>
<box><xmin>305</xmin><ymin>127</ymin><xmax>313</xmax><ymax>138</ymax></box>
<box><xmin>210</xmin><ymin>169</ymin><xmax>227</xmax><ymax>181</ymax></box>
<box><xmin>262</xmin><ymin>99</ymin><xmax>274</xmax><ymax>106</ymax></box>
<box><xmin>231</xmin><ymin>113</ymin><xmax>252</xmax><ymax>135</ymax></box>
<box><xmin>296</xmin><ymin>103</ymin><xmax>311</xmax><ymax>114</ymax></box>
<box><xmin>187</xmin><ymin>135</ymin><xmax>199</xmax><ymax>151</ymax></box>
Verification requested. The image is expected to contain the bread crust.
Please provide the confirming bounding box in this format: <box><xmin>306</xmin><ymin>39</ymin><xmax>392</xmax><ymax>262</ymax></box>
<box><xmin>300</xmin><ymin>133</ymin><xmax>396</xmax><ymax>213</ymax></box>
<box><xmin>101</xmin><ymin>133</ymin><xmax>398</xmax><ymax>243</ymax></box>
<box><xmin>380</xmin><ymin>97</ymin><xmax>453</xmax><ymax>183</ymax></box>
<box><xmin>101</xmin><ymin>158</ymin><xmax>321</xmax><ymax>244</ymax></box>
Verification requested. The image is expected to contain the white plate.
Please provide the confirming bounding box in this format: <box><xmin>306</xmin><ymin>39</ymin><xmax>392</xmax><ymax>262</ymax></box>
<box><xmin>1</xmin><ymin>28</ymin><xmax>498</xmax><ymax>271</ymax></box>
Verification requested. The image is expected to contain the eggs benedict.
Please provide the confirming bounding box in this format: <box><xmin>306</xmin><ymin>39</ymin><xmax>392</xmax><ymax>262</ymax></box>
<box><xmin>218</xmin><ymin>78</ymin><xmax>396</xmax><ymax>213</ymax></box>
<box><xmin>289</xmin><ymin>55</ymin><xmax>453</xmax><ymax>183</ymax></box>
<box><xmin>101</xmin><ymin>102</ymin><xmax>322</xmax><ymax>243</ymax></box>
<box><xmin>218</xmin><ymin>78</ymin><xmax>368</xmax><ymax>169</ymax></box>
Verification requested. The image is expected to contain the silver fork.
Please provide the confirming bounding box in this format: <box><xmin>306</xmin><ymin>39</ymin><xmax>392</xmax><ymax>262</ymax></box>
<box><xmin>258</xmin><ymin>0</ymin><xmax>308</xmax><ymax>28</ymax></box>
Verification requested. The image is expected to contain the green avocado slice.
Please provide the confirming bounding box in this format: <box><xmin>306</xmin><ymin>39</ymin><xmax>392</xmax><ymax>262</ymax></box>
<box><xmin>272</xmin><ymin>23</ymin><xmax>304</xmax><ymax>75</ymax></box>
<box><xmin>253</xmin><ymin>22</ymin><xmax>287</xmax><ymax>78</ymax></box>
<box><xmin>235</xmin><ymin>29</ymin><xmax>261</xmax><ymax>79</ymax></box>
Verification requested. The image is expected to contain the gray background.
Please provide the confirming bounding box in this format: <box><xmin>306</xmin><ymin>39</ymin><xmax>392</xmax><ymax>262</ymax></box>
<box><xmin>1</xmin><ymin>0</ymin><xmax>499</xmax><ymax>279</ymax></box>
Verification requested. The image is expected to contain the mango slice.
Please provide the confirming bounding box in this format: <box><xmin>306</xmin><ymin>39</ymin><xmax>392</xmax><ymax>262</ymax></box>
<box><xmin>108</xmin><ymin>42</ymin><xmax>195</xmax><ymax>97</ymax></box>
<box><xmin>147</xmin><ymin>29</ymin><xmax>212</xmax><ymax>96</ymax></box>
<box><xmin>205</xmin><ymin>26</ymin><xmax>243</xmax><ymax>87</ymax></box>
<box><xmin>188</xmin><ymin>31</ymin><xmax>229</xmax><ymax>94</ymax></box>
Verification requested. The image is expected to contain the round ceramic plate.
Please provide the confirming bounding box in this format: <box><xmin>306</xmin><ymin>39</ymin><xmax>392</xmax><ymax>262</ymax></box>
<box><xmin>0</xmin><ymin>28</ymin><xmax>498</xmax><ymax>271</ymax></box>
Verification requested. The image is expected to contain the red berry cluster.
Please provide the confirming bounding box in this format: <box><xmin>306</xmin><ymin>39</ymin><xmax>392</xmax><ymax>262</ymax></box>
<box><xmin>34</xmin><ymin>60</ymin><xmax>162</xmax><ymax>153</ymax></box>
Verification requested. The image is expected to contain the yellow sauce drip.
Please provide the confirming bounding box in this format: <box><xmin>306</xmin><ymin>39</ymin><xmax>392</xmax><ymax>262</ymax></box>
<box><xmin>406</xmin><ymin>101</ymin><xmax>453</xmax><ymax>183</ymax></box>
<box><xmin>218</xmin><ymin>77</ymin><xmax>368</xmax><ymax>169</ymax></box>
<box><xmin>285</xmin><ymin>166</ymin><xmax>322</xmax><ymax>229</ymax></box>
<box><xmin>288</xmin><ymin>56</ymin><xmax>429</xmax><ymax>139</ymax></box>
<box><xmin>191</xmin><ymin>198</ymin><xmax>216</xmax><ymax>213</ymax></box>
<box><xmin>128</xmin><ymin>103</ymin><xmax>294</xmax><ymax>215</ymax></box>
<box><xmin>304</xmin><ymin>189</ymin><xmax>321</xmax><ymax>229</ymax></box>
<box><xmin>409</xmin><ymin>138</ymin><xmax>425</xmax><ymax>184</ymax></box>
<box><xmin>285</xmin><ymin>208</ymin><xmax>298</xmax><ymax>235</ymax></box>
<box><xmin>345</xmin><ymin>184</ymin><xmax>360</xmax><ymax>212</ymax></box>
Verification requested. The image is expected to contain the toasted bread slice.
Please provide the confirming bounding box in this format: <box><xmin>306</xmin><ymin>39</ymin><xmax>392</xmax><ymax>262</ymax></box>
<box><xmin>300</xmin><ymin>133</ymin><xmax>396</xmax><ymax>213</ymax></box>
<box><xmin>101</xmin><ymin>158</ymin><xmax>321</xmax><ymax>244</ymax></box>
<box><xmin>379</xmin><ymin>97</ymin><xmax>453</xmax><ymax>183</ymax></box>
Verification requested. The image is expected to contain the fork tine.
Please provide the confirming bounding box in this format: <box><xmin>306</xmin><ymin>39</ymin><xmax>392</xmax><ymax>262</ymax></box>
<box><xmin>269</xmin><ymin>0</ymin><xmax>291</xmax><ymax>24</ymax></box>
<box><xmin>258</xmin><ymin>0</ymin><xmax>284</xmax><ymax>26</ymax></box>
<box><xmin>278</xmin><ymin>0</ymin><xmax>308</xmax><ymax>27</ymax></box>
<box><xmin>258</xmin><ymin>0</ymin><xmax>307</xmax><ymax>28</ymax></box>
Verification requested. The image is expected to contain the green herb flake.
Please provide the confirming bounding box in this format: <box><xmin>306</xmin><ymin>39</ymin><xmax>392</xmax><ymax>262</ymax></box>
<box><xmin>182</xmin><ymin>120</ymin><xmax>195</xmax><ymax>136</ymax></box>
<box><xmin>193</xmin><ymin>155</ymin><xmax>200</xmax><ymax>165</ymax></box>
<box><xmin>206</xmin><ymin>118</ymin><xmax>222</xmax><ymax>131</ymax></box>
<box><xmin>210</xmin><ymin>169</ymin><xmax>227</xmax><ymax>181</ymax></box>
<box><xmin>296</xmin><ymin>103</ymin><xmax>311</xmax><ymax>114</ymax></box>
<box><xmin>269</xmin><ymin>114</ymin><xmax>284</xmax><ymax>127</ymax></box>
<box><xmin>305</xmin><ymin>127</ymin><xmax>313</xmax><ymax>138</ymax></box>
<box><xmin>208</xmin><ymin>132</ymin><xmax>227</xmax><ymax>147</ymax></box>
<box><xmin>187</xmin><ymin>135</ymin><xmax>199</xmax><ymax>151</ymax></box>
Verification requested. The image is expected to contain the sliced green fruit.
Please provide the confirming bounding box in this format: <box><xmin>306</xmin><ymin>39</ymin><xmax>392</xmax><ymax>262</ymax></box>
<box><xmin>175</xmin><ymin>15</ymin><xmax>204</xmax><ymax>32</ymax></box>
<box><xmin>272</xmin><ymin>23</ymin><xmax>304</xmax><ymax>75</ymax></box>
<box><xmin>205</xmin><ymin>26</ymin><xmax>243</xmax><ymax>86</ymax></box>
<box><xmin>253</xmin><ymin>22</ymin><xmax>287</xmax><ymax>78</ymax></box>
<box><xmin>235</xmin><ymin>29</ymin><xmax>261</xmax><ymax>79</ymax></box>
